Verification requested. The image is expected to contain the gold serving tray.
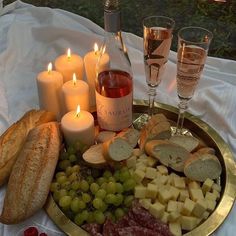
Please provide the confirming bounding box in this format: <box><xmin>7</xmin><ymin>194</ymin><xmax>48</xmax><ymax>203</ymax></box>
<box><xmin>45</xmin><ymin>99</ymin><xmax>236</xmax><ymax>236</ymax></box>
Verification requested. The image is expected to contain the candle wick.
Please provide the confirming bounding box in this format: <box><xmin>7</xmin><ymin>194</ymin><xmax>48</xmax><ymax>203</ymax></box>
<box><xmin>67</xmin><ymin>56</ymin><xmax>71</xmax><ymax>62</ymax></box>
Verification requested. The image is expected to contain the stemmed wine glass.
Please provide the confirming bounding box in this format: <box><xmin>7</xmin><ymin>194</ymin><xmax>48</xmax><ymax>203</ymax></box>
<box><xmin>175</xmin><ymin>26</ymin><xmax>213</xmax><ymax>135</ymax></box>
<box><xmin>143</xmin><ymin>16</ymin><xmax>175</xmax><ymax>118</ymax></box>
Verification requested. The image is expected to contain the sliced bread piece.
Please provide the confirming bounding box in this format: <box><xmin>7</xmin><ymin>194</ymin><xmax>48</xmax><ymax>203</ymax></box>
<box><xmin>102</xmin><ymin>137</ymin><xmax>133</xmax><ymax>162</ymax></box>
<box><xmin>82</xmin><ymin>144</ymin><xmax>107</xmax><ymax>168</ymax></box>
<box><xmin>117</xmin><ymin>128</ymin><xmax>140</xmax><ymax>148</ymax></box>
<box><xmin>184</xmin><ymin>153</ymin><xmax>222</xmax><ymax>182</ymax></box>
<box><xmin>195</xmin><ymin>147</ymin><xmax>216</xmax><ymax>155</ymax></box>
<box><xmin>96</xmin><ymin>131</ymin><xmax>116</xmax><ymax>143</ymax></box>
<box><xmin>169</xmin><ymin>135</ymin><xmax>200</xmax><ymax>153</ymax></box>
<box><xmin>145</xmin><ymin>140</ymin><xmax>190</xmax><ymax>172</ymax></box>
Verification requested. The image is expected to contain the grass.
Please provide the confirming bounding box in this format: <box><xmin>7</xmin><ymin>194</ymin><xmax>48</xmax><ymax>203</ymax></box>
<box><xmin>4</xmin><ymin>0</ymin><xmax>236</xmax><ymax>60</ymax></box>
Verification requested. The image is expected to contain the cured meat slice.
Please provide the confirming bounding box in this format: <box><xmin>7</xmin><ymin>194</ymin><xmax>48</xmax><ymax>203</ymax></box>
<box><xmin>82</xmin><ymin>223</ymin><xmax>102</xmax><ymax>236</ymax></box>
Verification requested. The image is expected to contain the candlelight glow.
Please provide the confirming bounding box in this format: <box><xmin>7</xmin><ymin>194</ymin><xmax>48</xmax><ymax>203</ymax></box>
<box><xmin>67</xmin><ymin>48</ymin><xmax>71</xmax><ymax>60</ymax></box>
<box><xmin>76</xmin><ymin>105</ymin><xmax>80</xmax><ymax>117</ymax></box>
<box><xmin>94</xmin><ymin>43</ymin><xmax>99</xmax><ymax>55</ymax></box>
<box><xmin>47</xmin><ymin>62</ymin><xmax>52</xmax><ymax>73</ymax></box>
<box><xmin>73</xmin><ymin>73</ymin><xmax>77</xmax><ymax>85</ymax></box>
<box><xmin>102</xmin><ymin>46</ymin><xmax>106</xmax><ymax>55</ymax></box>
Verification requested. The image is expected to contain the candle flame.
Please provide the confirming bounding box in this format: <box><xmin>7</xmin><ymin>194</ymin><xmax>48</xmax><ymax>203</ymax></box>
<box><xmin>67</xmin><ymin>48</ymin><xmax>71</xmax><ymax>60</ymax></box>
<box><xmin>94</xmin><ymin>43</ymin><xmax>99</xmax><ymax>55</ymax></box>
<box><xmin>73</xmin><ymin>73</ymin><xmax>77</xmax><ymax>85</ymax></box>
<box><xmin>47</xmin><ymin>62</ymin><xmax>52</xmax><ymax>73</ymax></box>
<box><xmin>76</xmin><ymin>105</ymin><xmax>80</xmax><ymax>117</ymax></box>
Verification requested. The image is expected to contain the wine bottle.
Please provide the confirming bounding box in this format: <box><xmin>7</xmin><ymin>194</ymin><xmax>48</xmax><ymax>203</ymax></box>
<box><xmin>95</xmin><ymin>0</ymin><xmax>133</xmax><ymax>131</ymax></box>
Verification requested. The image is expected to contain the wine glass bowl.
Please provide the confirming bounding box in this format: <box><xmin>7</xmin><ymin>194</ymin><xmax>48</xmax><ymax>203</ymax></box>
<box><xmin>143</xmin><ymin>16</ymin><xmax>175</xmax><ymax>117</ymax></box>
<box><xmin>175</xmin><ymin>26</ymin><xmax>213</xmax><ymax>135</ymax></box>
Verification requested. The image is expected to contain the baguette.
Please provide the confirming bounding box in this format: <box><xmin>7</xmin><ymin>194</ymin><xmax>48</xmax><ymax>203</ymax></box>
<box><xmin>116</xmin><ymin>128</ymin><xmax>140</xmax><ymax>148</ymax></box>
<box><xmin>0</xmin><ymin>109</ymin><xmax>56</xmax><ymax>186</ymax></box>
<box><xmin>0</xmin><ymin>122</ymin><xmax>61</xmax><ymax>224</ymax></box>
<box><xmin>145</xmin><ymin>140</ymin><xmax>190</xmax><ymax>172</ymax></box>
<box><xmin>102</xmin><ymin>137</ymin><xmax>133</xmax><ymax>162</ymax></box>
<box><xmin>96</xmin><ymin>131</ymin><xmax>116</xmax><ymax>143</ymax></box>
<box><xmin>184</xmin><ymin>153</ymin><xmax>222</xmax><ymax>182</ymax></box>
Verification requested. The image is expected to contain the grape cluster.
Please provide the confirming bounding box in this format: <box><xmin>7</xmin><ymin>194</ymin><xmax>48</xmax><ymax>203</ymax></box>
<box><xmin>50</xmin><ymin>144</ymin><xmax>135</xmax><ymax>226</ymax></box>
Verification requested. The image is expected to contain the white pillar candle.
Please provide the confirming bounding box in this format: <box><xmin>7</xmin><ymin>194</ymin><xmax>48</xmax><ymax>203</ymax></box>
<box><xmin>62</xmin><ymin>73</ymin><xmax>89</xmax><ymax>114</ymax></box>
<box><xmin>55</xmin><ymin>48</ymin><xmax>84</xmax><ymax>83</ymax></box>
<box><xmin>61</xmin><ymin>106</ymin><xmax>95</xmax><ymax>147</ymax></box>
<box><xmin>84</xmin><ymin>43</ymin><xmax>109</xmax><ymax>108</ymax></box>
<box><xmin>36</xmin><ymin>62</ymin><xmax>63</xmax><ymax>120</ymax></box>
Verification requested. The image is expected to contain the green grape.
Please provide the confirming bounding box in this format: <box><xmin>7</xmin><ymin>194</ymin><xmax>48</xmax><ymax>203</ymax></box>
<box><xmin>59</xmin><ymin>160</ymin><xmax>71</xmax><ymax>170</ymax></box>
<box><xmin>59</xmin><ymin>151</ymin><xmax>69</xmax><ymax>160</ymax></box>
<box><xmin>57</xmin><ymin>175</ymin><xmax>67</xmax><ymax>184</ymax></box>
<box><xmin>95</xmin><ymin>189</ymin><xmax>106</xmax><ymax>199</ymax></box>
<box><xmin>104</xmin><ymin>211</ymin><xmax>115</xmax><ymax>222</ymax></box>
<box><xmin>100</xmin><ymin>202</ymin><xmax>108</xmax><ymax>212</ymax></box>
<box><xmin>67</xmin><ymin>146</ymin><xmax>76</xmax><ymax>155</ymax></box>
<box><xmin>50</xmin><ymin>182</ymin><xmax>60</xmax><ymax>192</ymax></box>
<box><xmin>80</xmin><ymin>210</ymin><xmax>89</xmax><ymax>221</ymax></box>
<box><xmin>87</xmin><ymin>211</ymin><xmax>95</xmax><ymax>223</ymax></box>
<box><xmin>124</xmin><ymin>195</ymin><xmax>134</xmax><ymax>207</ymax></box>
<box><xmin>74</xmin><ymin>213</ymin><xmax>84</xmax><ymax>226</ymax></box>
<box><xmin>65</xmin><ymin>166</ymin><xmax>73</xmax><ymax>176</ymax></box>
<box><xmin>92</xmin><ymin>198</ymin><xmax>105</xmax><ymax>210</ymax></box>
<box><xmin>103</xmin><ymin>170</ymin><xmax>112</xmax><ymax>179</ymax></box>
<box><xmin>53</xmin><ymin>190</ymin><xmax>61</xmax><ymax>202</ymax></box>
<box><xmin>108</xmin><ymin>176</ymin><xmax>116</xmax><ymax>182</ymax></box>
<box><xmin>68</xmin><ymin>189</ymin><xmax>77</xmax><ymax>198</ymax></box>
<box><xmin>120</xmin><ymin>166</ymin><xmax>129</xmax><ymax>172</ymax></box>
<box><xmin>114</xmin><ymin>193</ymin><xmax>124</xmax><ymax>206</ymax></box>
<box><xmin>114</xmin><ymin>208</ymin><xmax>125</xmax><ymax>220</ymax></box>
<box><xmin>80</xmin><ymin>180</ymin><xmax>89</xmax><ymax>192</ymax></box>
<box><xmin>86</xmin><ymin>176</ymin><xmax>94</xmax><ymax>184</ymax></box>
<box><xmin>119</xmin><ymin>170</ymin><xmax>131</xmax><ymax>182</ymax></box>
<box><xmin>106</xmin><ymin>182</ymin><xmax>116</xmax><ymax>194</ymax></box>
<box><xmin>94</xmin><ymin>210</ymin><xmax>105</xmax><ymax>224</ymax></box>
<box><xmin>113</xmin><ymin>170</ymin><xmax>120</xmax><ymax>181</ymax></box>
<box><xmin>123</xmin><ymin>178</ymin><xmax>136</xmax><ymax>192</ymax></box>
<box><xmin>58</xmin><ymin>189</ymin><xmax>68</xmax><ymax>199</ymax></box>
<box><xmin>71</xmin><ymin>165</ymin><xmax>80</xmax><ymax>173</ymax></box>
<box><xmin>56</xmin><ymin>171</ymin><xmax>66</xmax><ymax>179</ymax></box>
<box><xmin>82</xmin><ymin>193</ymin><xmax>91</xmax><ymax>203</ymax></box>
<box><xmin>104</xmin><ymin>193</ymin><xmax>116</xmax><ymax>204</ymax></box>
<box><xmin>61</xmin><ymin>181</ymin><xmax>71</xmax><ymax>190</ymax></box>
<box><xmin>71</xmin><ymin>180</ymin><xmax>80</xmax><ymax>191</ymax></box>
<box><xmin>59</xmin><ymin>195</ymin><xmax>72</xmax><ymax>208</ymax></box>
<box><xmin>100</xmin><ymin>182</ymin><xmax>108</xmax><ymax>190</ymax></box>
<box><xmin>68</xmin><ymin>172</ymin><xmax>79</xmax><ymax>182</ymax></box>
<box><xmin>90</xmin><ymin>183</ymin><xmax>99</xmax><ymax>194</ymax></box>
<box><xmin>97</xmin><ymin>177</ymin><xmax>106</xmax><ymax>186</ymax></box>
<box><xmin>70</xmin><ymin>198</ymin><xmax>81</xmax><ymax>213</ymax></box>
<box><xmin>69</xmin><ymin>154</ymin><xmax>77</xmax><ymax>163</ymax></box>
<box><xmin>115</xmin><ymin>182</ymin><xmax>124</xmax><ymax>193</ymax></box>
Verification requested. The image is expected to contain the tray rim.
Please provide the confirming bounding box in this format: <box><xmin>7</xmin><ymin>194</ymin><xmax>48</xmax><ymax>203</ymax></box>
<box><xmin>45</xmin><ymin>99</ymin><xmax>236</xmax><ymax>236</ymax></box>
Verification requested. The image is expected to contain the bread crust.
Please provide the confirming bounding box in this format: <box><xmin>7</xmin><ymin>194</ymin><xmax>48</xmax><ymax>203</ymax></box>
<box><xmin>0</xmin><ymin>122</ymin><xmax>61</xmax><ymax>224</ymax></box>
<box><xmin>0</xmin><ymin>110</ymin><xmax>56</xmax><ymax>186</ymax></box>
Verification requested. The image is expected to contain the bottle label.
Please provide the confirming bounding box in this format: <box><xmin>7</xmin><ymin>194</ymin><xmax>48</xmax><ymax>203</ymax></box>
<box><xmin>96</xmin><ymin>91</ymin><xmax>133</xmax><ymax>131</ymax></box>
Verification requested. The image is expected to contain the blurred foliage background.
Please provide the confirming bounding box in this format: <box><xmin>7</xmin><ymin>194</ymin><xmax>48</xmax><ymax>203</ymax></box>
<box><xmin>4</xmin><ymin>0</ymin><xmax>236</xmax><ymax>60</ymax></box>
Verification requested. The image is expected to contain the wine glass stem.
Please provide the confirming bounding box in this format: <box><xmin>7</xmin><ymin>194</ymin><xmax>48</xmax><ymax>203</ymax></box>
<box><xmin>176</xmin><ymin>99</ymin><xmax>188</xmax><ymax>135</ymax></box>
<box><xmin>148</xmin><ymin>86</ymin><xmax>157</xmax><ymax>117</ymax></box>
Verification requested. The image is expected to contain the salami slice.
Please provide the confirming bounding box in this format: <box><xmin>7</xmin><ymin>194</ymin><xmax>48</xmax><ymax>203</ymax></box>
<box><xmin>82</xmin><ymin>223</ymin><xmax>102</xmax><ymax>236</ymax></box>
<box><xmin>117</xmin><ymin>226</ymin><xmax>160</xmax><ymax>236</ymax></box>
<box><xmin>103</xmin><ymin>219</ymin><xmax>119</xmax><ymax>236</ymax></box>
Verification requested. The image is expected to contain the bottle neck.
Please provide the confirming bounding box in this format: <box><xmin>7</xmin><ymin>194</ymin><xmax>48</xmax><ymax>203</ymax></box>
<box><xmin>104</xmin><ymin>9</ymin><xmax>121</xmax><ymax>33</ymax></box>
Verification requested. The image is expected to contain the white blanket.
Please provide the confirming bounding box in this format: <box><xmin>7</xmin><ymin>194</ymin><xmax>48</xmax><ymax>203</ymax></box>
<box><xmin>0</xmin><ymin>1</ymin><xmax>235</xmax><ymax>235</ymax></box>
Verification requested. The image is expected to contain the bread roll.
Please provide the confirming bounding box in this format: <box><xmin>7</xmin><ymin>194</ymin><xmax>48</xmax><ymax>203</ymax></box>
<box><xmin>0</xmin><ymin>122</ymin><xmax>61</xmax><ymax>224</ymax></box>
<box><xmin>0</xmin><ymin>109</ymin><xmax>56</xmax><ymax>186</ymax></box>
<box><xmin>184</xmin><ymin>153</ymin><xmax>222</xmax><ymax>182</ymax></box>
<box><xmin>145</xmin><ymin>140</ymin><xmax>190</xmax><ymax>172</ymax></box>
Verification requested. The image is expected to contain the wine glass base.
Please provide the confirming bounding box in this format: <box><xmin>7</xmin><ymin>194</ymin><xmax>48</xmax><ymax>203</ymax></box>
<box><xmin>171</xmin><ymin>126</ymin><xmax>192</xmax><ymax>136</ymax></box>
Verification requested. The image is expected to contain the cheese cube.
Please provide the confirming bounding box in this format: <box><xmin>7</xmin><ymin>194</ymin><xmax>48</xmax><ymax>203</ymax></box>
<box><xmin>192</xmin><ymin>199</ymin><xmax>207</xmax><ymax>217</ymax></box>
<box><xmin>205</xmin><ymin>192</ymin><xmax>217</xmax><ymax>201</ymax></box>
<box><xmin>156</xmin><ymin>165</ymin><xmax>168</xmax><ymax>175</ymax></box>
<box><xmin>126</xmin><ymin>155</ymin><xmax>137</xmax><ymax>169</ymax></box>
<box><xmin>169</xmin><ymin>186</ymin><xmax>180</xmax><ymax>201</ymax></box>
<box><xmin>137</xmin><ymin>158</ymin><xmax>148</xmax><ymax>165</ymax></box>
<box><xmin>136</xmin><ymin>164</ymin><xmax>146</xmax><ymax>172</ymax></box>
<box><xmin>168</xmin><ymin>211</ymin><xmax>181</xmax><ymax>222</ymax></box>
<box><xmin>139</xmin><ymin>198</ymin><xmax>152</xmax><ymax>210</ymax></box>
<box><xmin>180</xmin><ymin>216</ymin><xmax>198</xmax><ymax>231</ymax></box>
<box><xmin>177</xmin><ymin>202</ymin><xmax>184</xmax><ymax>213</ymax></box>
<box><xmin>147</xmin><ymin>156</ymin><xmax>158</xmax><ymax>167</ymax></box>
<box><xmin>149</xmin><ymin>202</ymin><xmax>165</xmax><ymax>219</ymax></box>
<box><xmin>181</xmin><ymin>198</ymin><xmax>195</xmax><ymax>216</ymax></box>
<box><xmin>133</xmin><ymin>169</ymin><xmax>145</xmax><ymax>184</ymax></box>
<box><xmin>139</xmin><ymin>153</ymin><xmax>148</xmax><ymax>159</ymax></box>
<box><xmin>188</xmin><ymin>181</ymin><xmax>200</xmax><ymax>189</ymax></box>
<box><xmin>205</xmin><ymin>199</ymin><xmax>216</xmax><ymax>212</ymax></box>
<box><xmin>178</xmin><ymin>189</ymin><xmax>189</xmax><ymax>202</ymax></box>
<box><xmin>134</xmin><ymin>185</ymin><xmax>146</xmax><ymax>198</ymax></box>
<box><xmin>146</xmin><ymin>183</ymin><xmax>158</xmax><ymax>199</ymax></box>
<box><xmin>174</xmin><ymin>176</ymin><xmax>186</xmax><ymax>189</ymax></box>
<box><xmin>189</xmin><ymin>188</ymin><xmax>204</xmax><ymax>202</ymax></box>
<box><xmin>158</xmin><ymin>188</ymin><xmax>172</xmax><ymax>204</ymax></box>
<box><xmin>202</xmin><ymin>210</ymin><xmax>210</xmax><ymax>220</ymax></box>
<box><xmin>169</xmin><ymin>222</ymin><xmax>182</xmax><ymax>236</ymax></box>
<box><xmin>212</xmin><ymin>189</ymin><xmax>220</xmax><ymax>200</ymax></box>
<box><xmin>145</xmin><ymin>167</ymin><xmax>157</xmax><ymax>179</ymax></box>
<box><xmin>212</xmin><ymin>183</ymin><xmax>221</xmax><ymax>192</ymax></box>
<box><xmin>168</xmin><ymin>173</ymin><xmax>179</xmax><ymax>185</ymax></box>
<box><xmin>167</xmin><ymin>200</ymin><xmax>178</xmax><ymax>212</ymax></box>
<box><xmin>202</xmin><ymin>178</ymin><xmax>214</xmax><ymax>194</ymax></box>
<box><xmin>160</xmin><ymin>175</ymin><xmax>169</xmax><ymax>185</ymax></box>
<box><xmin>161</xmin><ymin>211</ymin><xmax>169</xmax><ymax>224</ymax></box>
<box><xmin>133</xmin><ymin>148</ymin><xmax>143</xmax><ymax>157</ymax></box>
